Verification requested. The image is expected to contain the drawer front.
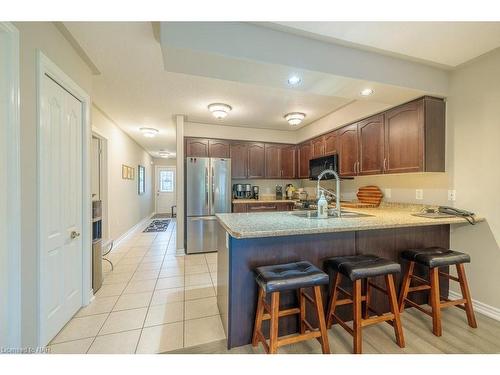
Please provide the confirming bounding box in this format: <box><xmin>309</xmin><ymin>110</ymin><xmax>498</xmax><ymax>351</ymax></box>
<box><xmin>247</xmin><ymin>203</ymin><xmax>278</xmax><ymax>212</ymax></box>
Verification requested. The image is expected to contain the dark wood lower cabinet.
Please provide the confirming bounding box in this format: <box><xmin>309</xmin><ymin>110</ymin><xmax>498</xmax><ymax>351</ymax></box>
<box><xmin>232</xmin><ymin>201</ymin><xmax>295</xmax><ymax>213</ymax></box>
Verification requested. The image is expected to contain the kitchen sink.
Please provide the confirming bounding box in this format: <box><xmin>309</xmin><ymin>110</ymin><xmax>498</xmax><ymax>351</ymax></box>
<box><xmin>290</xmin><ymin>210</ymin><xmax>374</xmax><ymax>219</ymax></box>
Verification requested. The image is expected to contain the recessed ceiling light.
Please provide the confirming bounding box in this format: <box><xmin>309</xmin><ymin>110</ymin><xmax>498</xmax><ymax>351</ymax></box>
<box><xmin>360</xmin><ymin>88</ymin><xmax>374</xmax><ymax>96</ymax></box>
<box><xmin>287</xmin><ymin>75</ymin><xmax>302</xmax><ymax>85</ymax></box>
<box><xmin>284</xmin><ymin>112</ymin><xmax>306</xmax><ymax>126</ymax></box>
<box><xmin>208</xmin><ymin>103</ymin><xmax>232</xmax><ymax>119</ymax></box>
<box><xmin>140</xmin><ymin>127</ymin><xmax>159</xmax><ymax>138</ymax></box>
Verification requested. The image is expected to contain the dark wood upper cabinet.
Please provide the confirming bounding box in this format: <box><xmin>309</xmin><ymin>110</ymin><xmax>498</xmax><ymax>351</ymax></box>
<box><xmin>384</xmin><ymin>100</ymin><xmax>424</xmax><ymax>173</ymax></box>
<box><xmin>311</xmin><ymin>136</ymin><xmax>325</xmax><ymax>159</ymax></box>
<box><xmin>324</xmin><ymin>131</ymin><xmax>338</xmax><ymax>155</ymax></box>
<box><xmin>247</xmin><ymin>143</ymin><xmax>265</xmax><ymax>178</ymax></box>
<box><xmin>230</xmin><ymin>143</ymin><xmax>248</xmax><ymax>179</ymax></box>
<box><xmin>297</xmin><ymin>142</ymin><xmax>312</xmax><ymax>179</ymax></box>
<box><xmin>264</xmin><ymin>144</ymin><xmax>281</xmax><ymax>178</ymax></box>
<box><xmin>358</xmin><ymin>114</ymin><xmax>385</xmax><ymax>175</ymax></box>
<box><xmin>338</xmin><ymin>124</ymin><xmax>359</xmax><ymax>177</ymax></box>
<box><xmin>280</xmin><ymin>145</ymin><xmax>296</xmax><ymax>179</ymax></box>
<box><xmin>185</xmin><ymin>138</ymin><xmax>209</xmax><ymax>157</ymax></box>
<box><xmin>208</xmin><ymin>139</ymin><xmax>230</xmax><ymax>158</ymax></box>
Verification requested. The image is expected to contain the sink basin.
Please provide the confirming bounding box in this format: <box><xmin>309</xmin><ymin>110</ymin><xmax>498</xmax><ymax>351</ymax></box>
<box><xmin>290</xmin><ymin>210</ymin><xmax>374</xmax><ymax>219</ymax></box>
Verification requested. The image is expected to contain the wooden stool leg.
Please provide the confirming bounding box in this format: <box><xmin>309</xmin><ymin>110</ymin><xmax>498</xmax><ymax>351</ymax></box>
<box><xmin>385</xmin><ymin>274</ymin><xmax>405</xmax><ymax>348</ymax></box>
<box><xmin>313</xmin><ymin>286</ymin><xmax>331</xmax><ymax>354</ymax></box>
<box><xmin>456</xmin><ymin>263</ymin><xmax>478</xmax><ymax>328</ymax></box>
<box><xmin>398</xmin><ymin>261</ymin><xmax>414</xmax><ymax>312</ymax></box>
<box><xmin>429</xmin><ymin>267</ymin><xmax>442</xmax><ymax>336</ymax></box>
<box><xmin>298</xmin><ymin>288</ymin><xmax>306</xmax><ymax>334</ymax></box>
<box><xmin>252</xmin><ymin>287</ymin><xmax>265</xmax><ymax>347</ymax></box>
<box><xmin>326</xmin><ymin>273</ymin><xmax>342</xmax><ymax>329</ymax></box>
<box><xmin>352</xmin><ymin>279</ymin><xmax>362</xmax><ymax>354</ymax></box>
<box><xmin>363</xmin><ymin>278</ymin><xmax>371</xmax><ymax>319</ymax></box>
<box><xmin>269</xmin><ymin>292</ymin><xmax>280</xmax><ymax>354</ymax></box>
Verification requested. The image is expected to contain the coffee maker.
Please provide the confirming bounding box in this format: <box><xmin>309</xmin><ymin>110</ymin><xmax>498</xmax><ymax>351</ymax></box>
<box><xmin>275</xmin><ymin>185</ymin><xmax>283</xmax><ymax>200</ymax></box>
<box><xmin>244</xmin><ymin>184</ymin><xmax>252</xmax><ymax>199</ymax></box>
<box><xmin>233</xmin><ymin>184</ymin><xmax>245</xmax><ymax>199</ymax></box>
<box><xmin>252</xmin><ymin>186</ymin><xmax>259</xmax><ymax>200</ymax></box>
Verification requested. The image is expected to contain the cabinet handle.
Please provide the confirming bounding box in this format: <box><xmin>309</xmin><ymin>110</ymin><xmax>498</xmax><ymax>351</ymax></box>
<box><xmin>383</xmin><ymin>158</ymin><xmax>387</xmax><ymax>171</ymax></box>
<box><xmin>353</xmin><ymin>162</ymin><xmax>357</xmax><ymax>175</ymax></box>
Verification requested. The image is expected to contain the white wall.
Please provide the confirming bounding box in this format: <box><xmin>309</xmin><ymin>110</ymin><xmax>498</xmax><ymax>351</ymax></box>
<box><xmin>14</xmin><ymin>22</ymin><xmax>94</xmax><ymax>347</ymax></box>
<box><xmin>92</xmin><ymin>105</ymin><xmax>155</xmax><ymax>241</ymax></box>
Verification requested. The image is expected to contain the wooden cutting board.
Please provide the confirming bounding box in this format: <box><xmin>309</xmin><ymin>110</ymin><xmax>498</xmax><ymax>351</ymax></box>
<box><xmin>356</xmin><ymin>186</ymin><xmax>383</xmax><ymax>207</ymax></box>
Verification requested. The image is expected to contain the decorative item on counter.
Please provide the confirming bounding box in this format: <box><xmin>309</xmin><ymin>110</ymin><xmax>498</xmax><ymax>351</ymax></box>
<box><xmin>356</xmin><ymin>185</ymin><xmax>383</xmax><ymax>207</ymax></box>
<box><xmin>285</xmin><ymin>184</ymin><xmax>295</xmax><ymax>200</ymax></box>
<box><xmin>317</xmin><ymin>191</ymin><xmax>328</xmax><ymax>218</ymax></box>
<box><xmin>275</xmin><ymin>185</ymin><xmax>283</xmax><ymax>200</ymax></box>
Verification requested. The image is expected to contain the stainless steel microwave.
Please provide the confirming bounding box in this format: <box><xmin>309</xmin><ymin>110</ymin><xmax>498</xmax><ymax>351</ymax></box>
<box><xmin>309</xmin><ymin>154</ymin><xmax>339</xmax><ymax>180</ymax></box>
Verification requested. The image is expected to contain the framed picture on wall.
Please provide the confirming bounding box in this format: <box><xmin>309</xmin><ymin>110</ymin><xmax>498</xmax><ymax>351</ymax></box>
<box><xmin>122</xmin><ymin>164</ymin><xmax>128</xmax><ymax>179</ymax></box>
<box><xmin>138</xmin><ymin>165</ymin><xmax>145</xmax><ymax>195</ymax></box>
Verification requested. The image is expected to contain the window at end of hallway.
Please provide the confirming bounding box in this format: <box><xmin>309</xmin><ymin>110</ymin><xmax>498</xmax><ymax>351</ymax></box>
<box><xmin>160</xmin><ymin>170</ymin><xmax>174</xmax><ymax>192</ymax></box>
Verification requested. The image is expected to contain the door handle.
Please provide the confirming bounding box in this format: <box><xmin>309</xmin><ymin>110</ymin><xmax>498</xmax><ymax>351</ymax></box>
<box><xmin>71</xmin><ymin>231</ymin><xmax>81</xmax><ymax>239</ymax></box>
<box><xmin>212</xmin><ymin>167</ymin><xmax>215</xmax><ymax>207</ymax></box>
<box><xmin>205</xmin><ymin>167</ymin><xmax>209</xmax><ymax>207</ymax></box>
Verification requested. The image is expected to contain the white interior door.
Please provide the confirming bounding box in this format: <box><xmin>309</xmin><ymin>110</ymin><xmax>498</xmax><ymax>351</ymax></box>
<box><xmin>39</xmin><ymin>74</ymin><xmax>83</xmax><ymax>345</ymax></box>
<box><xmin>156</xmin><ymin>166</ymin><xmax>176</xmax><ymax>215</ymax></box>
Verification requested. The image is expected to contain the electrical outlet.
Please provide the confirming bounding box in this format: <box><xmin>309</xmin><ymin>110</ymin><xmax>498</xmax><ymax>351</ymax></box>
<box><xmin>384</xmin><ymin>188</ymin><xmax>392</xmax><ymax>199</ymax></box>
<box><xmin>415</xmin><ymin>189</ymin><xmax>424</xmax><ymax>200</ymax></box>
<box><xmin>448</xmin><ymin>190</ymin><xmax>456</xmax><ymax>201</ymax></box>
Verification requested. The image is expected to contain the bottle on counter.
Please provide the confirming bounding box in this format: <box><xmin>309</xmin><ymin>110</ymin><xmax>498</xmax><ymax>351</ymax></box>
<box><xmin>317</xmin><ymin>191</ymin><xmax>328</xmax><ymax>219</ymax></box>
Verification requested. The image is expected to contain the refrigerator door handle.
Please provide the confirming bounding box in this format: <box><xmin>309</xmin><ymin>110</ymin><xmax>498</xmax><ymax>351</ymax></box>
<box><xmin>205</xmin><ymin>167</ymin><xmax>209</xmax><ymax>208</ymax></box>
<box><xmin>211</xmin><ymin>166</ymin><xmax>215</xmax><ymax>211</ymax></box>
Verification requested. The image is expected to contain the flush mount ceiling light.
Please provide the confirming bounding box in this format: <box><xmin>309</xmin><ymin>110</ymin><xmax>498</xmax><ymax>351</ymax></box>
<box><xmin>360</xmin><ymin>88</ymin><xmax>374</xmax><ymax>96</ymax></box>
<box><xmin>284</xmin><ymin>112</ymin><xmax>306</xmax><ymax>126</ymax></box>
<box><xmin>287</xmin><ymin>75</ymin><xmax>302</xmax><ymax>85</ymax></box>
<box><xmin>208</xmin><ymin>103</ymin><xmax>232</xmax><ymax>119</ymax></box>
<box><xmin>140</xmin><ymin>127</ymin><xmax>159</xmax><ymax>138</ymax></box>
<box><xmin>158</xmin><ymin>150</ymin><xmax>170</xmax><ymax>158</ymax></box>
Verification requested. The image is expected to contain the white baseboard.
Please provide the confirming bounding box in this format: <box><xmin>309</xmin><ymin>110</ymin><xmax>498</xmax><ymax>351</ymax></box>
<box><xmin>113</xmin><ymin>212</ymin><xmax>155</xmax><ymax>249</ymax></box>
<box><xmin>449</xmin><ymin>290</ymin><xmax>500</xmax><ymax>322</ymax></box>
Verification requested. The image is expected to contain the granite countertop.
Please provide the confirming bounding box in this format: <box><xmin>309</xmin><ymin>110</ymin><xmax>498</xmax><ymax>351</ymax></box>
<box><xmin>232</xmin><ymin>199</ymin><xmax>297</xmax><ymax>204</ymax></box>
<box><xmin>216</xmin><ymin>206</ymin><xmax>484</xmax><ymax>239</ymax></box>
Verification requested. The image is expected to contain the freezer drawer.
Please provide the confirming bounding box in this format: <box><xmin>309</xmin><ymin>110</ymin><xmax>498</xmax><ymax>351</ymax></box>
<box><xmin>186</xmin><ymin>216</ymin><xmax>219</xmax><ymax>254</ymax></box>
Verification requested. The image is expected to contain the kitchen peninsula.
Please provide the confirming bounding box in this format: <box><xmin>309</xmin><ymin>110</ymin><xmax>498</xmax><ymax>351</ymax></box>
<box><xmin>215</xmin><ymin>206</ymin><xmax>483</xmax><ymax>349</ymax></box>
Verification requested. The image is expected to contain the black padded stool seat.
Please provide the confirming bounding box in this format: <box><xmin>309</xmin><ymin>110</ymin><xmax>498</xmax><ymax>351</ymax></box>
<box><xmin>254</xmin><ymin>261</ymin><xmax>329</xmax><ymax>293</ymax></box>
<box><xmin>401</xmin><ymin>247</ymin><xmax>471</xmax><ymax>268</ymax></box>
<box><xmin>325</xmin><ymin>254</ymin><xmax>401</xmax><ymax>281</ymax></box>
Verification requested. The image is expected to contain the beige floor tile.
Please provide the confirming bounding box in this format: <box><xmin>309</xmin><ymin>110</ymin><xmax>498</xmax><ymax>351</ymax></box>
<box><xmin>208</xmin><ymin>263</ymin><xmax>217</xmax><ymax>273</ymax></box>
<box><xmin>99</xmin><ymin>308</ymin><xmax>148</xmax><ymax>335</ymax></box>
<box><xmin>142</xmin><ymin>255</ymin><xmax>164</xmax><ymax>264</ymax></box>
<box><xmin>88</xmin><ymin>329</ymin><xmax>141</xmax><ymax>354</ymax></box>
<box><xmin>185</xmin><ymin>264</ymin><xmax>209</xmax><ymax>275</ymax></box>
<box><xmin>156</xmin><ymin>276</ymin><xmax>184</xmax><ymax>290</ymax></box>
<box><xmin>95</xmin><ymin>282</ymin><xmax>127</xmax><ymax>297</ymax></box>
<box><xmin>112</xmin><ymin>263</ymin><xmax>139</xmax><ymax>274</ymax></box>
<box><xmin>123</xmin><ymin>279</ymin><xmax>156</xmax><ymax>294</ymax></box>
<box><xmin>184</xmin><ymin>315</ymin><xmax>225</xmax><ymax>348</ymax></box>
<box><xmin>102</xmin><ymin>272</ymin><xmax>133</xmax><ymax>285</ymax></box>
<box><xmin>52</xmin><ymin>314</ymin><xmax>108</xmax><ymax>343</ymax></box>
<box><xmin>184</xmin><ymin>254</ymin><xmax>207</xmax><ymax>265</ymax></box>
<box><xmin>144</xmin><ymin>302</ymin><xmax>184</xmax><ymax>327</ymax></box>
<box><xmin>185</xmin><ymin>285</ymin><xmax>215</xmax><ymax>301</ymax></box>
<box><xmin>185</xmin><ymin>273</ymin><xmax>212</xmax><ymax>287</ymax></box>
<box><xmin>150</xmin><ymin>288</ymin><xmax>184</xmax><ymax>305</ymax></box>
<box><xmin>159</xmin><ymin>266</ymin><xmax>184</xmax><ymax>278</ymax></box>
<box><xmin>114</xmin><ymin>292</ymin><xmax>152</xmax><ymax>311</ymax></box>
<box><xmin>131</xmin><ymin>269</ymin><xmax>160</xmax><ymax>281</ymax></box>
<box><xmin>48</xmin><ymin>338</ymin><xmax>94</xmax><ymax>354</ymax></box>
<box><xmin>136</xmin><ymin>322</ymin><xmax>184</xmax><ymax>354</ymax></box>
<box><xmin>184</xmin><ymin>297</ymin><xmax>219</xmax><ymax>320</ymax></box>
<box><xmin>136</xmin><ymin>262</ymin><xmax>162</xmax><ymax>271</ymax></box>
<box><xmin>205</xmin><ymin>253</ymin><xmax>217</xmax><ymax>263</ymax></box>
<box><xmin>76</xmin><ymin>295</ymin><xmax>119</xmax><ymax>317</ymax></box>
<box><xmin>118</xmin><ymin>256</ymin><xmax>144</xmax><ymax>265</ymax></box>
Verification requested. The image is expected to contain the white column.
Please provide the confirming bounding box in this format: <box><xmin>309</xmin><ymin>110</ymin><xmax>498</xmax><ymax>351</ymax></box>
<box><xmin>175</xmin><ymin>115</ymin><xmax>185</xmax><ymax>252</ymax></box>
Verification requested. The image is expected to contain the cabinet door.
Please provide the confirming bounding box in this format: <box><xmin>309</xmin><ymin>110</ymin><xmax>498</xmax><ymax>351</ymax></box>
<box><xmin>276</xmin><ymin>202</ymin><xmax>294</xmax><ymax>211</ymax></box>
<box><xmin>248</xmin><ymin>143</ymin><xmax>265</xmax><ymax>178</ymax></box>
<box><xmin>338</xmin><ymin>124</ymin><xmax>359</xmax><ymax>176</ymax></box>
<box><xmin>324</xmin><ymin>131</ymin><xmax>338</xmax><ymax>155</ymax></box>
<box><xmin>280</xmin><ymin>145</ymin><xmax>296</xmax><ymax>179</ymax></box>
<box><xmin>186</xmin><ymin>138</ymin><xmax>209</xmax><ymax>157</ymax></box>
<box><xmin>232</xmin><ymin>204</ymin><xmax>247</xmax><ymax>213</ymax></box>
<box><xmin>384</xmin><ymin>100</ymin><xmax>424</xmax><ymax>173</ymax></box>
<box><xmin>208</xmin><ymin>139</ymin><xmax>230</xmax><ymax>158</ymax></box>
<box><xmin>297</xmin><ymin>142</ymin><xmax>312</xmax><ymax>179</ymax></box>
<box><xmin>265</xmin><ymin>144</ymin><xmax>281</xmax><ymax>178</ymax></box>
<box><xmin>311</xmin><ymin>136</ymin><xmax>325</xmax><ymax>159</ymax></box>
<box><xmin>358</xmin><ymin>114</ymin><xmax>384</xmax><ymax>175</ymax></box>
<box><xmin>230</xmin><ymin>143</ymin><xmax>248</xmax><ymax>179</ymax></box>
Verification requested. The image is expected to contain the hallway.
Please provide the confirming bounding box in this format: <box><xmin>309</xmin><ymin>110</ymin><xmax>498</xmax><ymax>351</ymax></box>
<box><xmin>48</xmin><ymin>219</ymin><xmax>224</xmax><ymax>354</ymax></box>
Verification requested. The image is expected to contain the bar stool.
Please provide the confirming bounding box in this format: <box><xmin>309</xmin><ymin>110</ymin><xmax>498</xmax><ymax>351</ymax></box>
<box><xmin>252</xmin><ymin>261</ymin><xmax>330</xmax><ymax>354</ymax></box>
<box><xmin>325</xmin><ymin>255</ymin><xmax>405</xmax><ymax>354</ymax></box>
<box><xmin>398</xmin><ymin>247</ymin><xmax>477</xmax><ymax>336</ymax></box>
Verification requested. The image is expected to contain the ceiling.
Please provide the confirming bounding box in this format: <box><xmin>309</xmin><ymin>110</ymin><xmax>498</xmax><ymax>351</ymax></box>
<box><xmin>268</xmin><ymin>22</ymin><xmax>500</xmax><ymax>68</ymax></box>
<box><xmin>63</xmin><ymin>22</ymin><xmax>500</xmax><ymax>158</ymax></box>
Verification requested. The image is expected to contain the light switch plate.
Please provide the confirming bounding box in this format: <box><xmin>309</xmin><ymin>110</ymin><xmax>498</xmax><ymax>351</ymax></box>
<box><xmin>384</xmin><ymin>188</ymin><xmax>392</xmax><ymax>199</ymax></box>
<box><xmin>416</xmin><ymin>189</ymin><xmax>424</xmax><ymax>200</ymax></box>
<box><xmin>448</xmin><ymin>190</ymin><xmax>456</xmax><ymax>201</ymax></box>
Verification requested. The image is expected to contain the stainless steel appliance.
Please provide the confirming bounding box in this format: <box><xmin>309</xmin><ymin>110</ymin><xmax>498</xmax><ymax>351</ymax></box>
<box><xmin>244</xmin><ymin>184</ymin><xmax>252</xmax><ymax>199</ymax></box>
<box><xmin>186</xmin><ymin>157</ymin><xmax>231</xmax><ymax>253</ymax></box>
<box><xmin>233</xmin><ymin>184</ymin><xmax>245</xmax><ymax>199</ymax></box>
<box><xmin>309</xmin><ymin>154</ymin><xmax>339</xmax><ymax>180</ymax></box>
<box><xmin>92</xmin><ymin>200</ymin><xmax>103</xmax><ymax>292</ymax></box>
<box><xmin>252</xmin><ymin>186</ymin><xmax>259</xmax><ymax>200</ymax></box>
<box><xmin>275</xmin><ymin>185</ymin><xmax>283</xmax><ymax>200</ymax></box>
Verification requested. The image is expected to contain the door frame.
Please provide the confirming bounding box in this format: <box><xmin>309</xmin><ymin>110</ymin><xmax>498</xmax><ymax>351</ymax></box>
<box><xmin>36</xmin><ymin>51</ymin><xmax>92</xmax><ymax>345</ymax></box>
<box><xmin>91</xmin><ymin>129</ymin><xmax>110</xmax><ymax>246</ymax></box>
<box><xmin>155</xmin><ymin>165</ymin><xmax>176</xmax><ymax>215</ymax></box>
<box><xmin>0</xmin><ymin>22</ymin><xmax>21</xmax><ymax>348</ymax></box>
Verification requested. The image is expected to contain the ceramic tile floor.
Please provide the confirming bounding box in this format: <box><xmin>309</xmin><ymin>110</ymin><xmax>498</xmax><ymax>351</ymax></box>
<box><xmin>48</xmin><ymin>219</ymin><xmax>225</xmax><ymax>354</ymax></box>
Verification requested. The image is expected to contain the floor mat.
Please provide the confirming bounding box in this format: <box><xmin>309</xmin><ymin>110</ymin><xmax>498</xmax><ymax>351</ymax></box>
<box><xmin>143</xmin><ymin>219</ymin><xmax>171</xmax><ymax>232</ymax></box>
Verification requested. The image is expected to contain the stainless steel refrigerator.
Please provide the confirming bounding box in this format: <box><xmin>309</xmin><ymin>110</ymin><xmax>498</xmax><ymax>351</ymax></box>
<box><xmin>186</xmin><ymin>157</ymin><xmax>231</xmax><ymax>254</ymax></box>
